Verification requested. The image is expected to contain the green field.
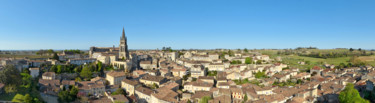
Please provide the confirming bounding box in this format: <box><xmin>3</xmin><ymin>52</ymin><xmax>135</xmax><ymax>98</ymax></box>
<box><xmin>281</xmin><ymin>55</ymin><xmax>351</xmax><ymax>71</ymax></box>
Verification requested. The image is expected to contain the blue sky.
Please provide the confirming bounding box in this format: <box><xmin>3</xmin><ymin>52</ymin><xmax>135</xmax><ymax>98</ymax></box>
<box><xmin>0</xmin><ymin>0</ymin><xmax>374</xmax><ymax>50</ymax></box>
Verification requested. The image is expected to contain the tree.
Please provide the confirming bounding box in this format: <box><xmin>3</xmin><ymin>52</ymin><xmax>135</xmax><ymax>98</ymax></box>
<box><xmin>255</xmin><ymin>71</ymin><xmax>267</xmax><ymax>78</ymax></box>
<box><xmin>12</xmin><ymin>94</ymin><xmax>25</xmax><ymax>102</ymax></box>
<box><xmin>80</xmin><ymin>66</ymin><xmax>92</xmax><ymax>80</ymax></box>
<box><xmin>52</xmin><ymin>53</ymin><xmax>59</xmax><ymax>60</ymax></box>
<box><xmin>358</xmin><ymin>48</ymin><xmax>362</xmax><ymax>51</ymax></box>
<box><xmin>69</xmin><ymin>86</ymin><xmax>79</xmax><ymax>100</ymax></box>
<box><xmin>256</xmin><ymin>60</ymin><xmax>262</xmax><ymax>64</ymax></box>
<box><xmin>245</xmin><ymin>57</ymin><xmax>252</xmax><ymax>64</ymax></box>
<box><xmin>199</xmin><ymin>96</ymin><xmax>212</xmax><ymax>103</ymax></box>
<box><xmin>244</xmin><ymin>48</ymin><xmax>248</xmax><ymax>53</ymax></box>
<box><xmin>0</xmin><ymin>65</ymin><xmax>22</xmax><ymax>85</ymax></box>
<box><xmin>5</xmin><ymin>84</ymin><xmax>18</xmax><ymax>93</ymax></box>
<box><xmin>58</xmin><ymin>90</ymin><xmax>72</xmax><ymax>102</ymax></box>
<box><xmin>97</xmin><ymin>61</ymin><xmax>102</xmax><ymax>72</ymax></box>
<box><xmin>56</xmin><ymin>65</ymin><xmax>63</xmax><ymax>74</ymax></box>
<box><xmin>243</xmin><ymin>94</ymin><xmax>248</xmax><ymax>103</ymax></box>
<box><xmin>21</xmin><ymin>73</ymin><xmax>32</xmax><ymax>89</ymax></box>
<box><xmin>349</xmin><ymin>48</ymin><xmax>354</xmax><ymax>52</ymax></box>
<box><xmin>24</xmin><ymin>94</ymin><xmax>32</xmax><ymax>103</ymax></box>
<box><xmin>339</xmin><ymin>83</ymin><xmax>369</xmax><ymax>103</ymax></box>
<box><xmin>112</xmin><ymin>88</ymin><xmax>126</xmax><ymax>95</ymax></box>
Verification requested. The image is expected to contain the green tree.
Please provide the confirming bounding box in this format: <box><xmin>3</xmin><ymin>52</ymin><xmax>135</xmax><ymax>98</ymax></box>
<box><xmin>0</xmin><ymin>65</ymin><xmax>22</xmax><ymax>85</ymax></box>
<box><xmin>244</xmin><ymin>48</ymin><xmax>248</xmax><ymax>53</ymax></box>
<box><xmin>58</xmin><ymin>90</ymin><xmax>72</xmax><ymax>102</ymax></box>
<box><xmin>349</xmin><ymin>48</ymin><xmax>354</xmax><ymax>52</ymax></box>
<box><xmin>256</xmin><ymin>60</ymin><xmax>262</xmax><ymax>64</ymax></box>
<box><xmin>245</xmin><ymin>57</ymin><xmax>252</xmax><ymax>64</ymax></box>
<box><xmin>56</xmin><ymin>65</ymin><xmax>63</xmax><ymax>74</ymax></box>
<box><xmin>112</xmin><ymin>88</ymin><xmax>126</xmax><ymax>95</ymax></box>
<box><xmin>97</xmin><ymin>61</ymin><xmax>102</xmax><ymax>72</ymax></box>
<box><xmin>12</xmin><ymin>94</ymin><xmax>25</xmax><ymax>102</ymax></box>
<box><xmin>5</xmin><ymin>84</ymin><xmax>18</xmax><ymax>93</ymax></box>
<box><xmin>69</xmin><ymin>86</ymin><xmax>79</xmax><ymax>99</ymax></box>
<box><xmin>255</xmin><ymin>71</ymin><xmax>267</xmax><ymax>78</ymax></box>
<box><xmin>24</xmin><ymin>94</ymin><xmax>32</xmax><ymax>103</ymax></box>
<box><xmin>80</xmin><ymin>66</ymin><xmax>92</xmax><ymax>80</ymax></box>
<box><xmin>52</xmin><ymin>53</ymin><xmax>59</xmax><ymax>60</ymax></box>
<box><xmin>339</xmin><ymin>83</ymin><xmax>369</xmax><ymax>103</ymax></box>
<box><xmin>199</xmin><ymin>96</ymin><xmax>212</xmax><ymax>103</ymax></box>
<box><xmin>243</xmin><ymin>94</ymin><xmax>248</xmax><ymax>103</ymax></box>
<box><xmin>21</xmin><ymin>73</ymin><xmax>32</xmax><ymax>89</ymax></box>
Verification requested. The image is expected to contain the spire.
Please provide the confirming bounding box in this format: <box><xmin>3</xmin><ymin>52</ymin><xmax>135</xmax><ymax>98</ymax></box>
<box><xmin>122</xmin><ymin>27</ymin><xmax>126</xmax><ymax>39</ymax></box>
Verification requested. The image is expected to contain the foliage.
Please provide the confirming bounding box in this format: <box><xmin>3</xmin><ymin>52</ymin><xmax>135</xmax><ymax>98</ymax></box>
<box><xmin>58</xmin><ymin>86</ymin><xmax>78</xmax><ymax>102</ymax></box>
<box><xmin>243</xmin><ymin>94</ymin><xmax>248</xmax><ymax>103</ymax></box>
<box><xmin>183</xmin><ymin>73</ymin><xmax>191</xmax><ymax>81</ymax></box>
<box><xmin>21</xmin><ymin>73</ymin><xmax>32</xmax><ymax>89</ymax></box>
<box><xmin>5</xmin><ymin>84</ymin><xmax>18</xmax><ymax>93</ymax></box>
<box><xmin>12</xmin><ymin>94</ymin><xmax>25</xmax><ymax>102</ymax></box>
<box><xmin>162</xmin><ymin>47</ymin><xmax>173</xmax><ymax>52</ymax></box>
<box><xmin>339</xmin><ymin>83</ymin><xmax>369</xmax><ymax>103</ymax></box>
<box><xmin>52</xmin><ymin>53</ymin><xmax>59</xmax><ymax>60</ymax></box>
<box><xmin>36</xmin><ymin>49</ymin><xmax>55</xmax><ymax>55</ymax></box>
<box><xmin>11</xmin><ymin>93</ymin><xmax>33</xmax><ymax>103</ymax></box>
<box><xmin>112</xmin><ymin>88</ymin><xmax>126</xmax><ymax>95</ymax></box>
<box><xmin>233</xmin><ymin>79</ymin><xmax>261</xmax><ymax>86</ymax></box>
<box><xmin>80</xmin><ymin>66</ymin><xmax>92</xmax><ymax>80</ymax></box>
<box><xmin>207</xmin><ymin>71</ymin><xmax>217</xmax><ymax>76</ymax></box>
<box><xmin>199</xmin><ymin>96</ymin><xmax>212</xmax><ymax>103</ymax></box>
<box><xmin>51</xmin><ymin>64</ymin><xmax>78</xmax><ymax>74</ymax></box>
<box><xmin>228</xmin><ymin>50</ymin><xmax>234</xmax><ymax>56</ymax></box>
<box><xmin>231</xmin><ymin>60</ymin><xmax>242</xmax><ymax>64</ymax></box>
<box><xmin>64</xmin><ymin>49</ymin><xmax>83</xmax><ymax>54</ymax></box>
<box><xmin>255</xmin><ymin>71</ymin><xmax>267</xmax><ymax>79</ymax></box>
<box><xmin>272</xmin><ymin>79</ymin><xmax>302</xmax><ymax>87</ymax></box>
<box><xmin>245</xmin><ymin>57</ymin><xmax>252</xmax><ymax>64</ymax></box>
<box><xmin>256</xmin><ymin>60</ymin><xmax>262</xmax><ymax>64</ymax></box>
<box><xmin>244</xmin><ymin>48</ymin><xmax>248</xmax><ymax>53</ymax></box>
<box><xmin>0</xmin><ymin>65</ymin><xmax>22</xmax><ymax>85</ymax></box>
<box><xmin>150</xmin><ymin>83</ymin><xmax>159</xmax><ymax>89</ymax></box>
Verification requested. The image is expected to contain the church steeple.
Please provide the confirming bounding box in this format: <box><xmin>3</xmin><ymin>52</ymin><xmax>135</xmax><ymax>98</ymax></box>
<box><xmin>121</xmin><ymin>27</ymin><xmax>126</xmax><ymax>40</ymax></box>
<box><xmin>119</xmin><ymin>27</ymin><xmax>129</xmax><ymax>60</ymax></box>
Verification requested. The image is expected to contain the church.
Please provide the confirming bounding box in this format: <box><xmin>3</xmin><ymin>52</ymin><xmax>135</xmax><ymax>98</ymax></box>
<box><xmin>89</xmin><ymin>27</ymin><xmax>136</xmax><ymax>73</ymax></box>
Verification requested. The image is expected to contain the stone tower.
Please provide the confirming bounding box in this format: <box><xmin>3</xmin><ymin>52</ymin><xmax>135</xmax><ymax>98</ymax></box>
<box><xmin>119</xmin><ymin>27</ymin><xmax>129</xmax><ymax>60</ymax></box>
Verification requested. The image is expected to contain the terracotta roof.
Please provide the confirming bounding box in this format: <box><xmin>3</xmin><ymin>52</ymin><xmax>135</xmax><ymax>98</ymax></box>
<box><xmin>185</xmin><ymin>80</ymin><xmax>214</xmax><ymax>87</ymax></box>
<box><xmin>61</xmin><ymin>80</ymin><xmax>75</xmax><ymax>86</ymax></box>
<box><xmin>141</xmin><ymin>74</ymin><xmax>165</xmax><ymax>82</ymax></box>
<box><xmin>106</xmin><ymin>71</ymin><xmax>126</xmax><ymax>77</ymax></box>
<box><xmin>191</xmin><ymin>91</ymin><xmax>212</xmax><ymax>99</ymax></box>
<box><xmin>136</xmin><ymin>86</ymin><xmax>153</xmax><ymax>95</ymax></box>
<box><xmin>77</xmin><ymin>81</ymin><xmax>105</xmax><ymax>90</ymax></box>
<box><xmin>152</xmin><ymin>89</ymin><xmax>178</xmax><ymax>102</ymax></box>
<box><xmin>42</xmin><ymin>72</ymin><xmax>55</xmax><ymax>77</ymax></box>
<box><xmin>111</xmin><ymin>94</ymin><xmax>129</xmax><ymax>102</ymax></box>
<box><xmin>122</xmin><ymin>78</ymin><xmax>140</xmax><ymax>86</ymax></box>
<box><xmin>312</xmin><ymin>66</ymin><xmax>321</xmax><ymax>70</ymax></box>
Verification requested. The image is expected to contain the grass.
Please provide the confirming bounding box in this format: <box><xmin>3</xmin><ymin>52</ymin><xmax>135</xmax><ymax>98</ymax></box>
<box><xmin>281</xmin><ymin>55</ymin><xmax>351</xmax><ymax>71</ymax></box>
<box><xmin>357</xmin><ymin>56</ymin><xmax>375</xmax><ymax>66</ymax></box>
